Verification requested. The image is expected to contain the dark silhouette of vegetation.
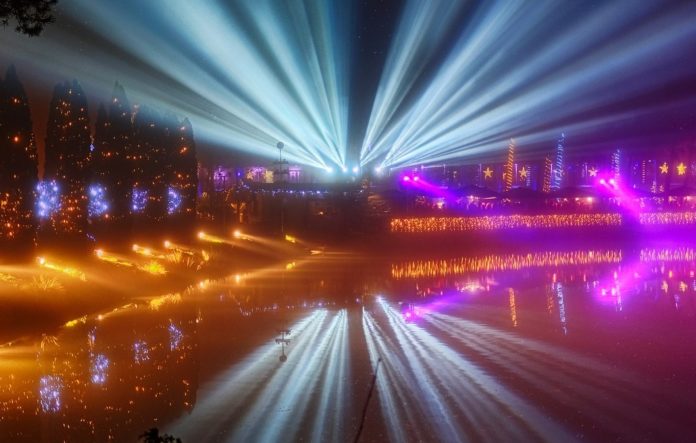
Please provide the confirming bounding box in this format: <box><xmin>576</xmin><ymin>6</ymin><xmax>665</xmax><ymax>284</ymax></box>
<box><xmin>139</xmin><ymin>428</ymin><xmax>182</xmax><ymax>443</ymax></box>
<box><xmin>0</xmin><ymin>67</ymin><xmax>198</xmax><ymax>250</ymax></box>
<box><xmin>0</xmin><ymin>0</ymin><xmax>58</xmax><ymax>36</ymax></box>
<box><xmin>43</xmin><ymin>79</ymin><xmax>91</xmax><ymax>237</ymax></box>
<box><xmin>0</xmin><ymin>65</ymin><xmax>38</xmax><ymax>247</ymax></box>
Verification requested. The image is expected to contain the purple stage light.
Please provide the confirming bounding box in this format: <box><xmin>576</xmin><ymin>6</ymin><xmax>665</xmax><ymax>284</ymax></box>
<box><xmin>402</xmin><ymin>176</ymin><xmax>411</xmax><ymax>182</ymax></box>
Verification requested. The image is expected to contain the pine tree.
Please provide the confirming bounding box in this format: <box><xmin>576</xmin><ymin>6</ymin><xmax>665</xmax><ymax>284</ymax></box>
<box><xmin>132</xmin><ymin>105</ymin><xmax>167</xmax><ymax>223</ymax></box>
<box><xmin>0</xmin><ymin>65</ymin><xmax>38</xmax><ymax>245</ymax></box>
<box><xmin>175</xmin><ymin>117</ymin><xmax>198</xmax><ymax>225</ymax></box>
<box><xmin>91</xmin><ymin>82</ymin><xmax>133</xmax><ymax>228</ymax></box>
<box><xmin>43</xmin><ymin>80</ymin><xmax>91</xmax><ymax>236</ymax></box>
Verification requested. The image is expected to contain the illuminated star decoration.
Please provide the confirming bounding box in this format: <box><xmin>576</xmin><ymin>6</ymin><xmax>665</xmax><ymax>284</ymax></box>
<box><xmin>677</xmin><ymin>162</ymin><xmax>687</xmax><ymax>176</ymax></box>
<box><xmin>588</xmin><ymin>167</ymin><xmax>598</xmax><ymax>177</ymax></box>
<box><xmin>519</xmin><ymin>167</ymin><xmax>528</xmax><ymax>179</ymax></box>
<box><xmin>483</xmin><ymin>167</ymin><xmax>493</xmax><ymax>179</ymax></box>
<box><xmin>659</xmin><ymin>162</ymin><xmax>668</xmax><ymax>174</ymax></box>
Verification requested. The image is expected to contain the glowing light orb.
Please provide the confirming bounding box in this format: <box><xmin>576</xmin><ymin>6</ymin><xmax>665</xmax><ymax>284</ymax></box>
<box><xmin>87</xmin><ymin>184</ymin><xmax>109</xmax><ymax>217</ymax></box>
<box><xmin>36</xmin><ymin>180</ymin><xmax>61</xmax><ymax>219</ymax></box>
<box><xmin>167</xmin><ymin>186</ymin><xmax>182</xmax><ymax>215</ymax></box>
<box><xmin>131</xmin><ymin>188</ymin><xmax>148</xmax><ymax>213</ymax></box>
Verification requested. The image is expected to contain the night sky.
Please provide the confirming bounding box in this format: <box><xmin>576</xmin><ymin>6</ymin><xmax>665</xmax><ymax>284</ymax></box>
<box><xmin>2</xmin><ymin>0</ymin><xmax>696</xmax><ymax>170</ymax></box>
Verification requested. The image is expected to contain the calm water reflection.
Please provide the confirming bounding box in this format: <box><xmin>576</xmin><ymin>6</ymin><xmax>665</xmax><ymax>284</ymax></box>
<box><xmin>1</xmin><ymin>244</ymin><xmax>696</xmax><ymax>441</ymax></box>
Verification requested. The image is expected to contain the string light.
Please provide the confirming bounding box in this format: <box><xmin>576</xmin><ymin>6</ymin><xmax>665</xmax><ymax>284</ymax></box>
<box><xmin>639</xmin><ymin>212</ymin><xmax>696</xmax><ymax>225</ymax></box>
<box><xmin>36</xmin><ymin>180</ymin><xmax>61</xmax><ymax>219</ymax></box>
<box><xmin>391</xmin><ymin>249</ymin><xmax>622</xmax><ymax>279</ymax></box>
<box><xmin>131</xmin><ymin>188</ymin><xmax>148</xmax><ymax>213</ymax></box>
<box><xmin>87</xmin><ymin>184</ymin><xmax>109</xmax><ymax>218</ymax></box>
<box><xmin>390</xmin><ymin>213</ymin><xmax>623</xmax><ymax>233</ymax></box>
<box><xmin>167</xmin><ymin>187</ymin><xmax>182</xmax><ymax>215</ymax></box>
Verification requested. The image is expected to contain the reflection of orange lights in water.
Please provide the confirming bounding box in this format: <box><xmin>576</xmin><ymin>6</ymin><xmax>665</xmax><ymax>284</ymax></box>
<box><xmin>391</xmin><ymin>250</ymin><xmax>622</xmax><ymax>279</ymax></box>
<box><xmin>390</xmin><ymin>213</ymin><xmax>622</xmax><ymax>233</ymax></box>
<box><xmin>138</xmin><ymin>261</ymin><xmax>167</xmax><ymax>276</ymax></box>
<box><xmin>640</xmin><ymin>247</ymin><xmax>696</xmax><ymax>262</ymax></box>
<box><xmin>639</xmin><ymin>212</ymin><xmax>696</xmax><ymax>225</ymax></box>
<box><xmin>148</xmin><ymin>293</ymin><xmax>182</xmax><ymax>310</ymax></box>
<box><xmin>509</xmin><ymin>288</ymin><xmax>517</xmax><ymax>327</ymax></box>
<box><xmin>36</xmin><ymin>257</ymin><xmax>87</xmax><ymax>281</ymax></box>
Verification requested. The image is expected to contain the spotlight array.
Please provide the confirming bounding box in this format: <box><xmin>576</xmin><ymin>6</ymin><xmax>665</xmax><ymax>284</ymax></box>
<box><xmin>3</xmin><ymin>2</ymin><xmax>694</xmax><ymax>170</ymax></box>
<box><xmin>360</xmin><ymin>1</ymin><xmax>696</xmax><ymax>168</ymax></box>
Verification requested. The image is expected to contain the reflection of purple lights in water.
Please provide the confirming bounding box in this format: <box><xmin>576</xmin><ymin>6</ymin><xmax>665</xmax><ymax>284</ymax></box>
<box><xmin>169</xmin><ymin>322</ymin><xmax>183</xmax><ymax>351</ymax></box>
<box><xmin>133</xmin><ymin>340</ymin><xmax>150</xmax><ymax>364</ymax></box>
<box><xmin>90</xmin><ymin>353</ymin><xmax>109</xmax><ymax>385</ymax></box>
<box><xmin>39</xmin><ymin>375</ymin><xmax>62</xmax><ymax>413</ymax></box>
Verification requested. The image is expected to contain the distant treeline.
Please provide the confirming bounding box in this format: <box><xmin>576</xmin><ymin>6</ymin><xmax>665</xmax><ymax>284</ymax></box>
<box><xmin>0</xmin><ymin>65</ymin><xmax>198</xmax><ymax>250</ymax></box>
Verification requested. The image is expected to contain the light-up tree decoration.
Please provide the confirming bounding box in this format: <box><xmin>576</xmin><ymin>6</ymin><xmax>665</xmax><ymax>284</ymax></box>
<box><xmin>43</xmin><ymin>80</ymin><xmax>91</xmax><ymax>235</ymax></box>
<box><xmin>0</xmin><ymin>66</ymin><xmax>38</xmax><ymax>244</ymax></box>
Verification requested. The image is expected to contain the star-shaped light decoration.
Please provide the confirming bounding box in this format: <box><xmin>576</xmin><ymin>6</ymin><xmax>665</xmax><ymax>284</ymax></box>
<box><xmin>677</xmin><ymin>162</ymin><xmax>687</xmax><ymax>176</ymax></box>
<box><xmin>659</xmin><ymin>162</ymin><xmax>668</xmax><ymax>174</ymax></box>
<box><xmin>588</xmin><ymin>167</ymin><xmax>598</xmax><ymax>177</ymax></box>
<box><xmin>483</xmin><ymin>167</ymin><xmax>493</xmax><ymax>179</ymax></box>
<box><xmin>519</xmin><ymin>167</ymin><xmax>528</xmax><ymax>179</ymax></box>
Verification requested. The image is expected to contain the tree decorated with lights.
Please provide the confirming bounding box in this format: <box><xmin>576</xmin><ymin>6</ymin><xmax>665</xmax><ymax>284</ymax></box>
<box><xmin>542</xmin><ymin>156</ymin><xmax>552</xmax><ymax>193</ymax></box>
<box><xmin>0</xmin><ymin>65</ymin><xmax>38</xmax><ymax>245</ymax></box>
<box><xmin>132</xmin><ymin>105</ymin><xmax>167</xmax><ymax>223</ymax></box>
<box><xmin>43</xmin><ymin>80</ymin><xmax>91</xmax><ymax>236</ymax></box>
<box><xmin>551</xmin><ymin>133</ymin><xmax>565</xmax><ymax>190</ymax></box>
<box><xmin>503</xmin><ymin>138</ymin><xmax>515</xmax><ymax>192</ymax></box>
<box><xmin>169</xmin><ymin>117</ymin><xmax>197</xmax><ymax>225</ymax></box>
<box><xmin>91</xmin><ymin>82</ymin><xmax>133</xmax><ymax>227</ymax></box>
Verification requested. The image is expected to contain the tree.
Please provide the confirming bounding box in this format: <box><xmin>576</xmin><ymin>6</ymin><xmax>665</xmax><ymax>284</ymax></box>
<box><xmin>42</xmin><ymin>80</ymin><xmax>91</xmax><ymax>237</ymax></box>
<box><xmin>0</xmin><ymin>0</ymin><xmax>58</xmax><ymax>36</ymax></box>
<box><xmin>91</xmin><ymin>82</ymin><xmax>133</xmax><ymax>228</ymax></box>
<box><xmin>139</xmin><ymin>428</ymin><xmax>182</xmax><ymax>443</ymax></box>
<box><xmin>174</xmin><ymin>118</ymin><xmax>198</xmax><ymax>225</ymax></box>
<box><xmin>0</xmin><ymin>65</ymin><xmax>38</xmax><ymax>245</ymax></box>
<box><xmin>132</xmin><ymin>104</ymin><xmax>167</xmax><ymax>223</ymax></box>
